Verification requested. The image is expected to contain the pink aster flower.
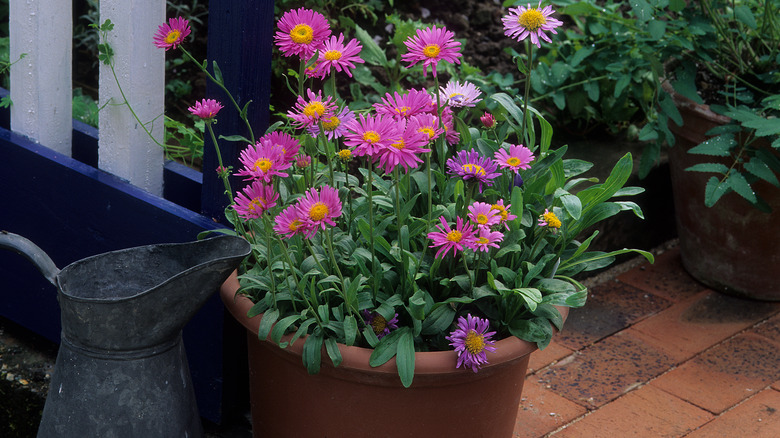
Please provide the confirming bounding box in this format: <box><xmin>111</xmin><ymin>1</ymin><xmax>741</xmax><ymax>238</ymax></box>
<box><xmin>259</xmin><ymin>131</ymin><xmax>301</xmax><ymax>163</ymax></box>
<box><xmin>362</xmin><ymin>310</ymin><xmax>399</xmax><ymax>339</ymax></box>
<box><xmin>274</xmin><ymin>7</ymin><xmax>331</xmax><ymax>59</ymax></box>
<box><xmin>273</xmin><ymin>204</ymin><xmax>306</xmax><ymax>239</ymax></box>
<box><xmin>373</xmin><ymin>88</ymin><xmax>435</xmax><ymax>121</ymax></box>
<box><xmin>502</xmin><ymin>1</ymin><xmax>564</xmax><ymax>48</ymax></box>
<box><xmin>307</xmin><ymin>106</ymin><xmax>356</xmax><ymax>140</ymax></box>
<box><xmin>296</xmin><ymin>185</ymin><xmax>343</xmax><ymax>237</ymax></box>
<box><xmin>343</xmin><ymin>114</ymin><xmax>400</xmax><ymax>158</ymax></box>
<box><xmin>308</xmin><ymin>33</ymin><xmax>364</xmax><ymax>78</ymax></box>
<box><xmin>469</xmin><ymin>227</ymin><xmax>504</xmax><ymax>253</ymax></box>
<box><xmin>407</xmin><ymin>113</ymin><xmax>444</xmax><ymax>143</ymax></box>
<box><xmin>439</xmin><ymin>80</ymin><xmax>483</xmax><ymax>108</ymax></box>
<box><xmin>491</xmin><ymin>200</ymin><xmax>517</xmax><ymax>230</ymax></box>
<box><xmin>494</xmin><ymin>144</ymin><xmax>535</xmax><ymax>172</ymax></box>
<box><xmin>480</xmin><ymin>112</ymin><xmax>496</xmax><ymax>128</ymax></box>
<box><xmin>446</xmin><ymin>149</ymin><xmax>501</xmax><ymax>193</ymax></box>
<box><xmin>401</xmin><ymin>25</ymin><xmax>462</xmax><ymax>78</ymax></box>
<box><xmin>538</xmin><ymin>208</ymin><xmax>562</xmax><ymax>231</ymax></box>
<box><xmin>187</xmin><ymin>99</ymin><xmax>223</xmax><ymax>121</ymax></box>
<box><xmin>375</xmin><ymin>119</ymin><xmax>431</xmax><ymax>174</ymax></box>
<box><xmin>233</xmin><ymin>180</ymin><xmax>279</xmax><ymax>220</ymax></box>
<box><xmin>153</xmin><ymin>17</ymin><xmax>191</xmax><ymax>51</ymax></box>
<box><xmin>235</xmin><ymin>141</ymin><xmax>291</xmax><ymax>183</ymax></box>
<box><xmin>287</xmin><ymin>89</ymin><xmax>336</xmax><ymax>129</ymax></box>
<box><xmin>467</xmin><ymin>202</ymin><xmax>502</xmax><ymax>229</ymax></box>
<box><xmin>427</xmin><ymin>216</ymin><xmax>478</xmax><ymax>259</ymax></box>
<box><xmin>446</xmin><ymin>314</ymin><xmax>497</xmax><ymax>373</ymax></box>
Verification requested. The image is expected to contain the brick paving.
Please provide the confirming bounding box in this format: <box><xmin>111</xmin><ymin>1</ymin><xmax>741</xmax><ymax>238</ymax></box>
<box><xmin>515</xmin><ymin>242</ymin><xmax>780</xmax><ymax>437</ymax></box>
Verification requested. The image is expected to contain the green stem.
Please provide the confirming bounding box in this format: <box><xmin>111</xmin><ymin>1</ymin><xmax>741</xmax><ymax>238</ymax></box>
<box><xmin>366</xmin><ymin>159</ymin><xmax>378</xmax><ymax>299</ymax></box>
<box><xmin>520</xmin><ymin>41</ymin><xmax>534</xmax><ymax>145</ymax></box>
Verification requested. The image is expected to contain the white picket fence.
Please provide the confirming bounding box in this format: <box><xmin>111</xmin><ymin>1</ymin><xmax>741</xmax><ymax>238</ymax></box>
<box><xmin>9</xmin><ymin>0</ymin><xmax>166</xmax><ymax>195</ymax></box>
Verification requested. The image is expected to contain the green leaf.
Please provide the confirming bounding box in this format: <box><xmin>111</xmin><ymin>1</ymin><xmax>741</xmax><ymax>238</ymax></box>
<box><xmin>657</xmin><ymin>91</ymin><xmax>684</xmax><ymax>126</ymax></box>
<box><xmin>302</xmin><ymin>331</ymin><xmax>323</xmax><ymax>374</ymax></box>
<box><xmin>558</xmin><ymin>191</ymin><xmax>582</xmax><ymax>220</ymax></box>
<box><xmin>212</xmin><ymin>60</ymin><xmax>224</xmax><ymax>85</ymax></box>
<box><xmin>355</xmin><ymin>24</ymin><xmax>388</xmax><ymax>67</ymax></box>
<box><xmin>369</xmin><ymin>328</ymin><xmax>404</xmax><ymax>367</ymax></box>
<box><xmin>688</xmin><ymin>134</ymin><xmax>735</xmax><ymax>157</ymax></box>
<box><xmin>270</xmin><ymin>315</ymin><xmax>301</xmax><ymax>347</ymax></box>
<box><xmin>630</xmin><ymin>0</ymin><xmax>652</xmax><ymax>22</ymax></box>
<box><xmin>744</xmin><ymin>158</ymin><xmax>780</xmax><ymax>187</ymax></box>
<box><xmin>726</xmin><ymin>172</ymin><xmax>757</xmax><ymax>204</ymax></box>
<box><xmin>613</xmin><ymin>74</ymin><xmax>631</xmax><ymax>99</ymax></box>
<box><xmin>396</xmin><ymin>329</ymin><xmax>415</xmax><ymax>388</ymax></box>
<box><xmin>343</xmin><ymin>315</ymin><xmax>358</xmax><ymax>346</ymax></box>
<box><xmin>615</xmin><ymin>201</ymin><xmax>645</xmax><ymax>219</ymax></box>
<box><xmin>256</xmin><ymin>309</ymin><xmax>279</xmax><ymax>341</ymax></box>
<box><xmin>648</xmin><ymin>20</ymin><xmax>666</xmax><ymax>40</ymax></box>
<box><xmin>704</xmin><ymin>176</ymin><xmax>730</xmax><ymax>207</ymax></box>
<box><xmin>685</xmin><ymin>163</ymin><xmax>729</xmax><ymax>174</ymax></box>
<box><xmin>734</xmin><ymin>5</ymin><xmax>757</xmax><ymax>29</ymax></box>
<box><xmin>672</xmin><ymin>61</ymin><xmax>703</xmax><ymax>104</ymax></box>
<box><xmin>324</xmin><ymin>338</ymin><xmax>343</xmax><ymax>368</ymax></box>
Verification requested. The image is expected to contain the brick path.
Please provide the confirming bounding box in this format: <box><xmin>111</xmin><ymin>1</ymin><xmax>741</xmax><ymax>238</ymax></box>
<box><xmin>514</xmin><ymin>242</ymin><xmax>780</xmax><ymax>437</ymax></box>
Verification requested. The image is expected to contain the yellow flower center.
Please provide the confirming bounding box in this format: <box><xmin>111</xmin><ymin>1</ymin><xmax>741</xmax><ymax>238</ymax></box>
<box><xmin>338</xmin><ymin>149</ymin><xmax>352</xmax><ymax>160</ymax></box>
<box><xmin>322</xmin><ymin>116</ymin><xmax>341</xmax><ymax>131</ymax></box>
<box><xmin>253</xmin><ymin>158</ymin><xmax>273</xmax><ymax>172</ymax></box>
<box><xmin>418</xmin><ymin>127</ymin><xmax>436</xmax><ymax>139</ymax></box>
<box><xmin>363</xmin><ymin>131</ymin><xmax>381</xmax><ymax>143</ymax></box>
<box><xmin>506</xmin><ymin>157</ymin><xmax>521</xmax><ymax>167</ymax></box>
<box><xmin>449</xmin><ymin>92</ymin><xmax>464</xmax><ymax>101</ymax></box>
<box><xmin>165</xmin><ymin>30</ymin><xmax>181</xmax><ymax>44</ymax></box>
<box><xmin>248</xmin><ymin>199</ymin><xmax>263</xmax><ymax>214</ymax></box>
<box><xmin>324</xmin><ymin>50</ymin><xmax>342</xmax><ymax>61</ymax></box>
<box><xmin>542</xmin><ymin>211</ymin><xmax>562</xmax><ymax>228</ymax></box>
<box><xmin>288</xmin><ymin>219</ymin><xmax>302</xmax><ymax>231</ymax></box>
<box><xmin>446</xmin><ymin>230</ymin><xmax>462</xmax><ymax>243</ymax></box>
<box><xmin>518</xmin><ymin>9</ymin><xmax>547</xmax><ymax>31</ymax></box>
<box><xmin>477</xmin><ymin>237</ymin><xmax>490</xmax><ymax>245</ymax></box>
<box><xmin>303</xmin><ymin>101</ymin><xmax>326</xmax><ymax>118</ymax></box>
<box><xmin>492</xmin><ymin>205</ymin><xmax>509</xmax><ymax>221</ymax></box>
<box><xmin>309</xmin><ymin>202</ymin><xmax>329</xmax><ymax>221</ymax></box>
<box><xmin>290</xmin><ymin>24</ymin><xmax>314</xmax><ymax>44</ymax></box>
<box><xmin>423</xmin><ymin>44</ymin><xmax>441</xmax><ymax>58</ymax></box>
<box><xmin>370</xmin><ymin>315</ymin><xmax>388</xmax><ymax>335</ymax></box>
<box><xmin>465</xmin><ymin>330</ymin><xmax>486</xmax><ymax>354</ymax></box>
<box><xmin>476</xmin><ymin>214</ymin><xmax>489</xmax><ymax>224</ymax></box>
<box><xmin>392</xmin><ymin>139</ymin><xmax>405</xmax><ymax>150</ymax></box>
<box><xmin>394</xmin><ymin>106</ymin><xmax>411</xmax><ymax>116</ymax></box>
<box><xmin>462</xmin><ymin>164</ymin><xmax>486</xmax><ymax>177</ymax></box>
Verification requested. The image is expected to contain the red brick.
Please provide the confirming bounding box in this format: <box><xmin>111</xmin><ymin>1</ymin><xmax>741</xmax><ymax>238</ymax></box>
<box><xmin>686</xmin><ymin>388</ymin><xmax>780</xmax><ymax>438</ymax></box>
<box><xmin>618</xmin><ymin>246</ymin><xmax>706</xmax><ymax>302</ymax></box>
<box><xmin>750</xmin><ymin>313</ymin><xmax>780</xmax><ymax>346</ymax></box>
<box><xmin>527</xmin><ymin>340</ymin><xmax>574</xmax><ymax>375</ymax></box>
<box><xmin>651</xmin><ymin>334</ymin><xmax>780</xmax><ymax>414</ymax></box>
<box><xmin>629</xmin><ymin>291</ymin><xmax>780</xmax><ymax>362</ymax></box>
<box><xmin>556</xmin><ymin>280</ymin><xmax>671</xmax><ymax>351</ymax></box>
<box><xmin>514</xmin><ymin>378</ymin><xmax>587</xmax><ymax>438</ymax></box>
<box><xmin>550</xmin><ymin>385</ymin><xmax>712</xmax><ymax>437</ymax></box>
<box><xmin>538</xmin><ymin>331</ymin><xmax>675</xmax><ymax>409</ymax></box>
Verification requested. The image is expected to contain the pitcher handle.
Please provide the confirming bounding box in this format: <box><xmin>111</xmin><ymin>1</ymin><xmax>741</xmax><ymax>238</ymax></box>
<box><xmin>0</xmin><ymin>231</ymin><xmax>60</xmax><ymax>285</ymax></box>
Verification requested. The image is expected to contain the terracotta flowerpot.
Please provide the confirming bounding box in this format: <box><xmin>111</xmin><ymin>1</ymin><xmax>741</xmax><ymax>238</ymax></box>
<box><xmin>665</xmin><ymin>83</ymin><xmax>780</xmax><ymax>301</ymax></box>
<box><xmin>220</xmin><ymin>274</ymin><xmax>568</xmax><ymax>438</ymax></box>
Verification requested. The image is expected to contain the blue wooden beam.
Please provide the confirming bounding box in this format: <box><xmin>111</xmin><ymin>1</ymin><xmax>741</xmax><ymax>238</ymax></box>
<box><xmin>201</xmin><ymin>0</ymin><xmax>275</xmax><ymax>221</ymax></box>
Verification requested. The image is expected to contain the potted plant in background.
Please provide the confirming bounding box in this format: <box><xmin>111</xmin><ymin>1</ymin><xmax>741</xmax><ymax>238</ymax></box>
<box><xmin>149</xmin><ymin>3</ymin><xmax>652</xmax><ymax>437</ymax></box>
<box><xmin>637</xmin><ymin>0</ymin><xmax>780</xmax><ymax>300</ymax></box>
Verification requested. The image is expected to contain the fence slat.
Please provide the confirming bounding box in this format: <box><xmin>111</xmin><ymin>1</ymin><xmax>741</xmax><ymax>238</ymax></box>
<box><xmin>98</xmin><ymin>0</ymin><xmax>165</xmax><ymax>195</ymax></box>
<box><xmin>201</xmin><ymin>0</ymin><xmax>274</xmax><ymax>220</ymax></box>
<box><xmin>9</xmin><ymin>0</ymin><xmax>73</xmax><ymax>155</ymax></box>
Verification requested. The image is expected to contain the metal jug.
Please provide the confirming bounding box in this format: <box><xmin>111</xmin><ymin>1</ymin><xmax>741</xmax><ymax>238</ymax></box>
<box><xmin>0</xmin><ymin>231</ymin><xmax>251</xmax><ymax>438</ymax></box>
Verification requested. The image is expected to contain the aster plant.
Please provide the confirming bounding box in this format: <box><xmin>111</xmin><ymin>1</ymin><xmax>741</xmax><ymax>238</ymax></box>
<box><xmin>152</xmin><ymin>4</ymin><xmax>652</xmax><ymax>387</ymax></box>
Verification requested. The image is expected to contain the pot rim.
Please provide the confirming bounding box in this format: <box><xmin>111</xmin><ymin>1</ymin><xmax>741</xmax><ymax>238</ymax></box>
<box><xmin>220</xmin><ymin>272</ymin><xmax>568</xmax><ymax>377</ymax></box>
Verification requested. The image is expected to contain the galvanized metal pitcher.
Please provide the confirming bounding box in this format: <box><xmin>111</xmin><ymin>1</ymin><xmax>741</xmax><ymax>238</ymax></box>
<box><xmin>0</xmin><ymin>231</ymin><xmax>250</xmax><ymax>438</ymax></box>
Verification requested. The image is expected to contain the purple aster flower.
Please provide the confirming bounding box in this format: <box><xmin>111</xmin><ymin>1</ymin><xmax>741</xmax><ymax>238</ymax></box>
<box><xmin>427</xmin><ymin>216</ymin><xmax>478</xmax><ymax>259</ymax></box>
<box><xmin>260</xmin><ymin>131</ymin><xmax>301</xmax><ymax>164</ymax></box>
<box><xmin>287</xmin><ymin>88</ymin><xmax>337</xmax><ymax>130</ymax></box>
<box><xmin>491</xmin><ymin>200</ymin><xmax>517</xmax><ymax>230</ymax></box>
<box><xmin>502</xmin><ymin>1</ymin><xmax>564</xmax><ymax>48</ymax></box>
<box><xmin>274</xmin><ymin>7</ymin><xmax>331</xmax><ymax>59</ymax></box>
<box><xmin>401</xmin><ymin>25</ymin><xmax>462</xmax><ymax>78</ymax></box>
<box><xmin>233</xmin><ymin>180</ymin><xmax>279</xmax><ymax>220</ymax></box>
<box><xmin>467</xmin><ymin>202</ymin><xmax>502</xmax><ymax>229</ymax></box>
<box><xmin>235</xmin><ymin>140</ymin><xmax>292</xmax><ymax>183</ymax></box>
<box><xmin>296</xmin><ymin>185</ymin><xmax>343</xmax><ymax>238</ymax></box>
<box><xmin>375</xmin><ymin>119</ymin><xmax>431</xmax><ymax>174</ymax></box>
<box><xmin>273</xmin><ymin>204</ymin><xmax>306</xmax><ymax>239</ymax></box>
<box><xmin>446</xmin><ymin>314</ymin><xmax>497</xmax><ymax>373</ymax></box>
<box><xmin>446</xmin><ymin>149</ymin><xmax>501</xmax><ymax>192</ymax></box>
<box><xmin>373</xmin><ymin>88</ymin><xmax>435</xmax><ymax>121</ymax></box>
<box><xmin>468</xmin><ymin>227</ymin><xmax>504</xmax><ymax>253</ymax></box>
<box><xmin>307</xmin><ymin>105</ymin><xmax>356</xmax><ymax>140</ymax></box>
<box><xmin>362</xmin><ymin>310</ymin><xmax>399</xmax><ymax>339</ymax></box>
<box><xmin>439</xmin><ymin>80</ymin><xmax>483</xmax><ymax>108</ymax></box>
<box><xmin>408</xmin><ymin>113</ymin><xmax>444</xmax><ymax>143</ymax></box>
<box><xmin>494</xmin><ymin>144</ymin><xmax>535</xmax><ymax>172</ymax></box>
<box><xmin>187</xmin><ymin>99</ymin><xmax>223</xmax><ymax>121</ymax></box>
<box><xmin>153</xmin><ymin>17</ymin><xmax>191</xmax><ymax>51</ymax></box>
<box><xmin>343</xmin><ymin>113</ymin><xmax>400</xmax><ymax>158</ymax></box>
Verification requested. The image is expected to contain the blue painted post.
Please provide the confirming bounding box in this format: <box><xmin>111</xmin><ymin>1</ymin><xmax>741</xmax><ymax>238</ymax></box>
<box><xmin>201</xmin><ymin>0</ymin><xmax>275</xmax><ymax>221</ymax></box>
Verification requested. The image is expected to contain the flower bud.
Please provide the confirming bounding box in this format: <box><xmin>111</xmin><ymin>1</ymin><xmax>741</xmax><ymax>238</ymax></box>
<box><xmin>480</xmin><ymin>112</ymin><xmax>495</xmax><ymax>128</ymax></box>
